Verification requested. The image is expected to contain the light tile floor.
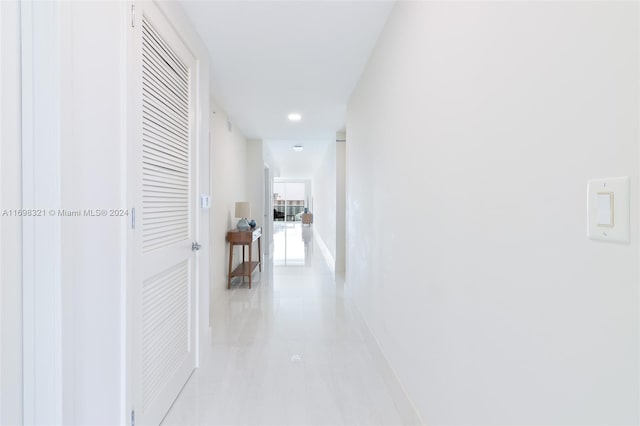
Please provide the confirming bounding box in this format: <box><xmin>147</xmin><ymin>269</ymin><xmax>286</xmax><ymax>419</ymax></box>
<box><xmin>162</xmin><ymin>222</ymin><xmax>404</xmax><ymax>425</ymax></box>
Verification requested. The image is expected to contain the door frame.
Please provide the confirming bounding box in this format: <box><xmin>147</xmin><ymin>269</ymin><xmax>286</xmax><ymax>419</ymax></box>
<box><xmin>1</xmin><ymin>1</ymin><xmax>25</xmax><ymax>424</ymax></box>
<box><xmin>263</xmin><ymin>164</ymin><xmax>271</xmax><ymax>255</ymax></box>
<box><xmin>20</xmin><ymin>2</ymin><xmax>64</xmax><ymax>424</ymax></box>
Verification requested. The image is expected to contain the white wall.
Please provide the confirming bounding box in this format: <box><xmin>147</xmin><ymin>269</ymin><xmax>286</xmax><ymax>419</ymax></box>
<box><xmin>264</xmin><ymin>144</ymin><xmax>280</xmax><ymax>179</ymax></box>
<box><xmin>58</xmin><ymin>2</ymin><xmax>125</xmax><ymax>423</ymax></box>
<box><xmin>312</xmin><ymin>142</ymin><xmax>337</xmax><ymax>271</ymax></box>
<box><xmin>347</xmin><ymin>2</ymin><xmax>639</xmax><ymax>424</ymax></box>
<box><xmin>209</xmin><ymin>103</ymin><xmax>248</xmax><ymax>297</ymax></box>
<box><xmin>0</xmin><ymin>2</ymin><xmax>23</xmax><ymax>424</ymax></box>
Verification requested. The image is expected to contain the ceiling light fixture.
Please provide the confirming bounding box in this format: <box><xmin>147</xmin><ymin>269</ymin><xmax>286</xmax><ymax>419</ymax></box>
<box><xmin>288</xmin><ymin>113</ymin><xmax>302</xmax><ymax>122</ymax></box>
<box><xmin>292</xmin><ymin>145</ymin><xmax>304</xmax><ymax>152</ymax></box>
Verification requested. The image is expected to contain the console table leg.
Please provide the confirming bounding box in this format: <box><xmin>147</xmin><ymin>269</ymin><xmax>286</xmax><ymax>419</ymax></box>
<box><xmin>227</xmin><ymin>243</ymin><xmax>233</xmax><ymax>289</ymax></box>
<box><xmin>242</xmin><ymin>245</ymin><xmax>246</xmax><ymax>282</ymax></box>
<box><xmin>258</xmin><ymin>236</ymin><xmax>262</xmax><ymax>272</ymax></box>
<box><xmin>248</xmin><ymin>242</ymin><xmax>253</xmax><ymax>289</ymax></box>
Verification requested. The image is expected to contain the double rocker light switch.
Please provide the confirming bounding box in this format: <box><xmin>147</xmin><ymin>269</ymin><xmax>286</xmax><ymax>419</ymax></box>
<box><xmin>587</xmin><ymin>177</ymin><xmax>629</xmax><ymax>243</ymax></box>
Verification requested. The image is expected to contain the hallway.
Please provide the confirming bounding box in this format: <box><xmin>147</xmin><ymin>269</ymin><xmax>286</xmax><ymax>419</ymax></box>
<box><xmin>163</xmin><ymin>223</ymin><xmax>405</xmax><ymax>425</ymax></box>
<box><xmin>2</xmin><ymin>2</ymin><xmax>638</xmax><ymax>424</ymax></box>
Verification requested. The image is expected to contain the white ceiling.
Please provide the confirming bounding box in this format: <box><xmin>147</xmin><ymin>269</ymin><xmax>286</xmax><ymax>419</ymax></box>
<box><xmin>265</xmin><ymin>139</ymin><xmax>331</xmax><ymax>179</ymax></box>
<box><xmin>179</xmin><ymin>1</ymin><xmax>394</xmax><ymax>177</ymax></box>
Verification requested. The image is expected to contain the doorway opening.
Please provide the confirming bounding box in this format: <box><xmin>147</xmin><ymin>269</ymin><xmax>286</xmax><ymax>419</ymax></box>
<box><xmin>272</xmin><ymin>180</ymin><xmax>310</xmax><ymax>265</ymax></box>
<box><xmin>273</xmin><ymin>181</ymin><xmax>308</xmax><ymax>223</ymax></box>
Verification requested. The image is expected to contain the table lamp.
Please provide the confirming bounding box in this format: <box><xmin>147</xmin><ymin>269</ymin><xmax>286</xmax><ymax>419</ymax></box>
<box><xmin>235</xmin><ymin>202</ymin><xmax>251</xmax><ymax>231</ymax></box>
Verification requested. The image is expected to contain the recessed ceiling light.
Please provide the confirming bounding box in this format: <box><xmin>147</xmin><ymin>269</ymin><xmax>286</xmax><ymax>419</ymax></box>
<box><xmin>292</xmin><ymin>145</ymin><xmax>304</xmax><ymax>152</ymax></box>
<box><xmin>288</xmin><ymin>113</ymin><xmax>302</xmax><ymax>122</ymax></box>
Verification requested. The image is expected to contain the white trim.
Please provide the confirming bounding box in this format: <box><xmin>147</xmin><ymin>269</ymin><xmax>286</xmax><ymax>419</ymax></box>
<box><xmin>313</xmin><ymin>226</ymin><xmax>335</xmax><ymax>276</ymax></box>
<box><xmin>1</xmin><ymin>1</ymin><xmax>24</xmax><ymax>423</ymax></box>
<box><xmin>21</xmin><ymin>2</ymin><xmax>63</xmax><ymax>424</ymax></box>
<box><xmin>264</xmin><ymin>164</ymin><xmax>272</xmax><ymax>255</ymax></box>
<box><xmin>0</xmin><ymin>4</ymin><xmax>3</xmax><ymax>420</ymax></box>
<box><xmin>194</xmin><ymin>59</ymin><xmax>201</xmax><ymax>369</ymax></box>
<box><xmin>118</xmin><ymin>3</ymin><xmax>129</xmax><ymax>424</ymax></box>
<box><xmin>208</xmin><ymin>109</ymin><xmax>216</xmax><ymax>308</ymax></box>
<box><xmin>124</xmin><ymin>3</ymin><xmax>137</xmax><ymax>423</ymax></box>
<box><xmin>20</xmin><ymin>2</ymin><xmax>35</xmax><ymax>418</ymax></box>
<box><xmin>349</xmin><ymin>298</ymin><xmax>424</xmax><ymax>425</ymax></box>
<box><xmin>637</xmin><ymin>4</ymin><xmax>640</xmax><ymax>419</ymax></box>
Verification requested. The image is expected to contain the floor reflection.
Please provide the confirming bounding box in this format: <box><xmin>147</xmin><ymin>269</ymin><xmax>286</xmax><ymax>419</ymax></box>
<box><xmin>273</xmin><ymin>221</ymin><xmax>313</xmax><ymax>266</ymax></box>
<box><xmin>162</xmin><ymin>218</ymin><xmax>404</xmax><ymax>426</ymax></box>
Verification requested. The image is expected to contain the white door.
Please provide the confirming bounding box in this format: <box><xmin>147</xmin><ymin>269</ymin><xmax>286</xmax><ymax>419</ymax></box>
<box><xmin>128</xmin><ymin>2</ymin><xmax>197</xmax><ymax>425</ymax></box>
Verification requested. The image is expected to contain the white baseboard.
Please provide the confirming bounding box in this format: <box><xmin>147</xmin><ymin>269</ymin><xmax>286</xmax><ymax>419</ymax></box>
<box><xmin>349</xmin><ymin>296</ymin><xmax>424</xmax><ymax>425</ymax></box>
<box><xmin>312</xmin><ymin>227</ymin><xmax>335</xmax><ymax>275</ymax></box>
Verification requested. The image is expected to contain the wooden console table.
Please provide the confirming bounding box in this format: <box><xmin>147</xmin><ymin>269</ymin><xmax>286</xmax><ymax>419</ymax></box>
<box><xmin>226</xmin><ymin>227</ymin><xmax>262</xmax><ymax>289</ymax></box>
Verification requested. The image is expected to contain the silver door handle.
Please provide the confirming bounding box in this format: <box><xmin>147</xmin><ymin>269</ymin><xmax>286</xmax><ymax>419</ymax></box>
<box><xmin>192</xmin><ymin>242</ymin><xmax>201</xmax><ymax>251</ymax></box>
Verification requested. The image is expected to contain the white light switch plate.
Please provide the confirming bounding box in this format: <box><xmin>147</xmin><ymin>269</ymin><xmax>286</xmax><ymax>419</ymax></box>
<box><xmin>200</xmin><ymin>194</ymin><xmax>211</xmax><ymax>209</ymax></box>
<box><xmin>587</xmin><ymin>177</ymin><xmax>629</xmax><ymax>243</ymax></box>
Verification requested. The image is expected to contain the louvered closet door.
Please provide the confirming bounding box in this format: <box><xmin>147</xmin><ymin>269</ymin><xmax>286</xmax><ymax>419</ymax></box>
<box><xmin>128</xmin><ymin>2</ymin><xmax>197</xmax><ymax>425</ymax></box>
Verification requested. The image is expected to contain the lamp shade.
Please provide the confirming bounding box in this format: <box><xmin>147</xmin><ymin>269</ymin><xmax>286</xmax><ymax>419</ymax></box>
<box><xmin>235</xmin><ymin>202</ymin><xmax>251</xmax><ymax>218</ymax></box>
